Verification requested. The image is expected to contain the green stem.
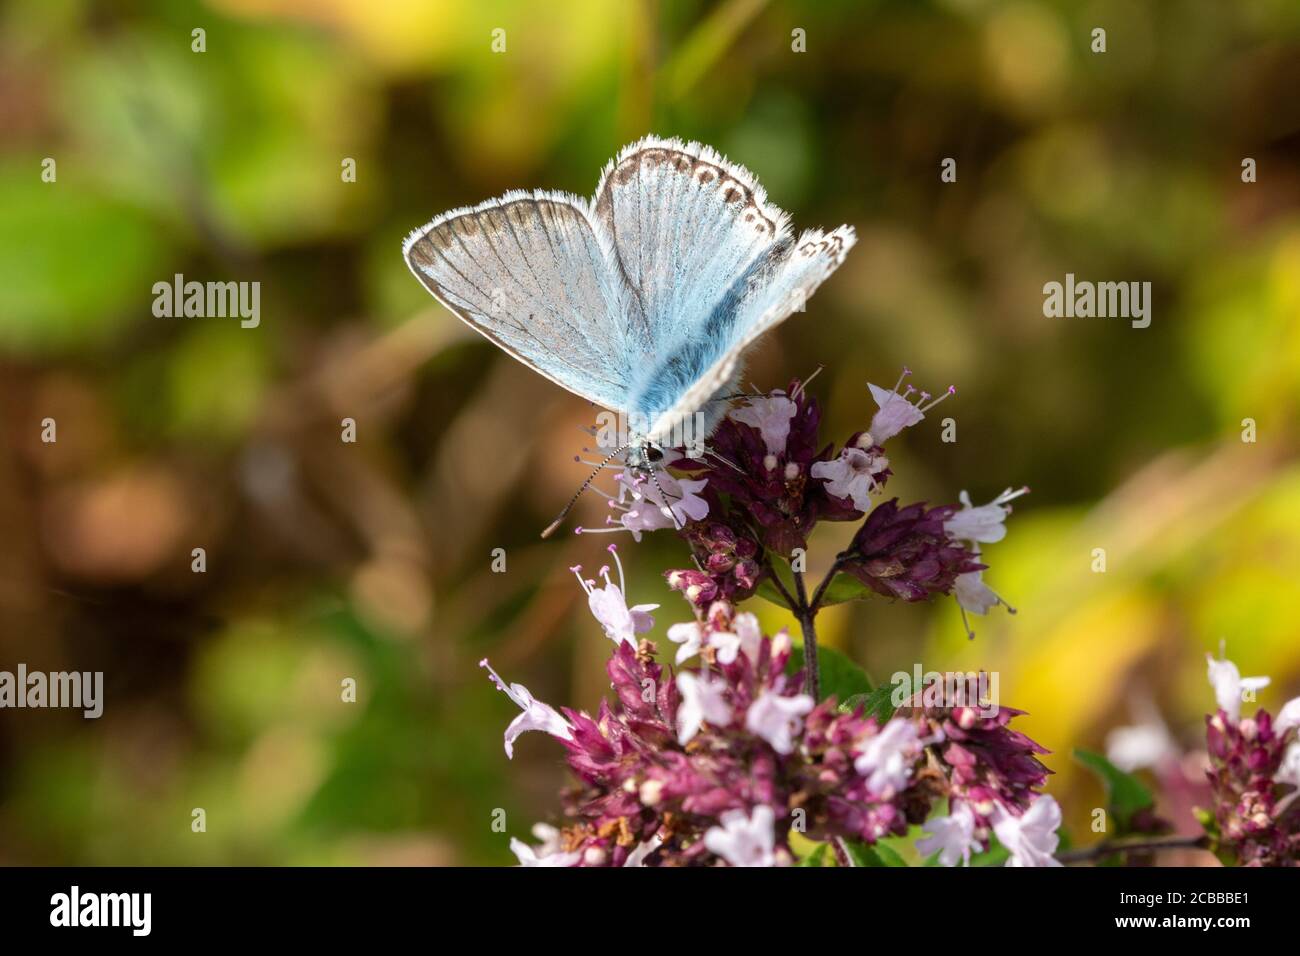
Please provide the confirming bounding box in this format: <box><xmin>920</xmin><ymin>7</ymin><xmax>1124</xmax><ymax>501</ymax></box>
<box><xmin>793</xmin><ymin>569</ymin><xmax>819</xmax><ymax>700</ymax></box>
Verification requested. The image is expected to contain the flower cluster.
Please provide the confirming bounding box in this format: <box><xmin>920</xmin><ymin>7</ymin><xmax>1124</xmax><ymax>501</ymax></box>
<box><xmin>483</xmin><ymin>547</ymin><xmax>1056</xmax><ymax>867</ymax></box>
<box><xmin>908</xmin><ymin>694</ymin><xmax>1055</xmax><ymax>865</ymax></box>
<box><xmin>1200</xmin><ymin>654</ymin><xmax>1300</xmax><ymax>866</ymax></box>
<box><xmin>591</xmin><ymin>371</ymin><xmax>1025</xmax><ymax>639</ymax></box>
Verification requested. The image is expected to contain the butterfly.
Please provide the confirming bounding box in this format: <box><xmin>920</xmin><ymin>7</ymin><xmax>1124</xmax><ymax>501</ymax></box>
<box><xmin>403</xmin><ymin>136</ymin><xmax>856</xmax><ymax>535</ymax></box>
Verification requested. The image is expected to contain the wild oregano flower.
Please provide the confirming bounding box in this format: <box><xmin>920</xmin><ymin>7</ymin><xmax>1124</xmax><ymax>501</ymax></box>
<box><xmin>476</xmin><ymin>371</ymin><xmax>1065</xmax><ymax>866</ymax></box>
<box><xmin>485</xmin><ymin>587</ymin><xmax>1052</xmax><ymax>866</ymax></box>
<box><xmin>484</xmin><ymin>371</ymin><xmax>1300</xmax><ymax>868</ymax></box>
<box><xmin>1199</xmin><ymin>653</ymin><xmax>1300</xmax><ymax>866</ymax></box>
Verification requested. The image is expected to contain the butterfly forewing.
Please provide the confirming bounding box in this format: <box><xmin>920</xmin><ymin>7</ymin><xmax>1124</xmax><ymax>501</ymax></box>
<box><xmin>403</xmin><ymin>191</ymin><xmax>634</xmax><ymax>411</ymax></box>
<box><xmin>645</xmin><ymin>225</ymin><xmax>857</xmax><ymax>443</ymax></box>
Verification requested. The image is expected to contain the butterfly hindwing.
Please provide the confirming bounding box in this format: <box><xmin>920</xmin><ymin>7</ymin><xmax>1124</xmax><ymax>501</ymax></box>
<box><xmin>590</xmin><ymin>138</ymin><xmax>794</xmax><ymax>415</ymax></box>
<box><xmin>403</xmin><ymin>191</ymin><xmax>634</xmax><ymax>410</ymax></box>
<box><xmin>646</xmin><ymin>225</ymin><xmax>857</xmax><ymax>442</ymax></box>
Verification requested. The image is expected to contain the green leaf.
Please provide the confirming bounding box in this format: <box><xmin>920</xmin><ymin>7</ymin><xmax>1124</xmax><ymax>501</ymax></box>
<box><xmin>967</xmin><ymin>840</ymin><xmax>1011</xmax><ymax>867</ymax></box>
<box><xmin>814</xmin><ymin>572</ymin><xmax>877</xmax><ymax>607</ymax></box>
<box><xmin>1072</xmin><ymin>748</ymin><xmax>1155</xmax><ymax>831</ymax></box>
<box><xmin>841</xmin><ymin>683</ymin><xmax>901</xmax><ymax>723</ymax></box>
<box><xmin>841</xmin><ymin>839</ymin><xmax>908</xmax><ymax>867</ymax></box>
<box><xmin>796</xmin><ymin>843</ymin><xmax>832</xmax><ymax>867</ymax></box>
<box><xmin>757</xmin><ymin>568</ymin><xmax>877</xmax><ymax>609</ymax></box>
<box><xmin>786</xmin><ymin>644</ymin><xmax>872</xmax><ymax>703</ymax></box>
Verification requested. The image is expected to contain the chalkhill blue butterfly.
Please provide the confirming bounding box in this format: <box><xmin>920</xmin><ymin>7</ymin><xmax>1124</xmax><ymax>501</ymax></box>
<box><xmin>403</xmin><ymin>136</ymin><xmax>855</xmax><ymax>535</ymax></box>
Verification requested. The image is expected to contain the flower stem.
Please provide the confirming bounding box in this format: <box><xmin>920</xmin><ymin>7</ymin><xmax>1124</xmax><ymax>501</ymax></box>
<box><xmin>793</xmin><ymin>570</ymin><xmax>820</xmax><ymax>700</ymax></box>
<box><xmin>1056</xmin><ymin>834</ymin><xmax>1209</xmax><ymax>864</ymax></box>
<box><xmin>807</xmin><ymin>553</ymin><xmax>850</xmax><ymax>616</ymax></box>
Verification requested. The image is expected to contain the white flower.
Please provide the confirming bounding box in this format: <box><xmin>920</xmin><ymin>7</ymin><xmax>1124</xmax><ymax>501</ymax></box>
<box><xmin>623</xmin><ymin>834</ymin><xmax>663</xmax><ymax>867</ymax></box>
<box><xmin>676</xmin><ymin>670</ymin><xmax>732</xmax><ymax>745</ymax></box>
<box><xmin>572</xmin><ymin>545</ymin><xmax>657</xmax><ymax>646</ymax></box>
<box><xmin>529</xmin><ymin>822</ymin><xmax>562</xmax><ymax>855</ymax></box>
<box><xmin>667</xmin><ymin>621</ymin><xmax>704</xmax><ymax>664</ymax></box>
<box><xmin>745</xmin><ymin>690</ymin><xmax>814</xmax><ymax>755</ymax></box>
<box><xmin>1106</xmin><ymin>699</ymin><xmax>1178</xmax><ymax>772</ymax></box>
<box><xmin>708</xmin><ymin>611</ymin><xmax>763</xmax><ymax>664</ymax></box>
<box><xmin>853</xmin><ymin>717</ymin><xmax>930</xmax><ymax>796</ymax></box>
<box><xmin>810</xmin><ymin>447</ymin><xmax>887</xmax><ymax>510</ymax></box>
<box><xmin>916</xmin><ymin>801</ymin><xmax>981</xmax><ymax>867</ymax></box>
<box><xmin>1275</xmin><ymin>743</ymin><xmax>1300</xmax><ymax>815</ymax></box>
<box><xmin>613</xmin><ymin>470</ymin><xmax>709</xmax><ymax>539</ymax></box>
<box><xmin>1206</xmin><ymin>653</ymin><xmax>1269</xmax><ymax>723</ymax></box>
<box><xmin>703</xmin><ymin>805</ymin><xmax>777</xmax><ymax>867</ymax></box>
<box><xmin>1275</xmin><ymin>696</ymin><xmax>1300</xmax><ymax>736</ymax></box>
<box><xmin>953</xmin><ymin>568</ymin><xmax>1002</xmax><ymax>615</ymax></box>
<box><xmin>510</xmin><ymin>836</ymin><xmax>581</xmax><ymax>867</ymax></box>
<box><xmin>863</xmin><ymin>368</ymin><xmax>953</xmax><ymax>445</ymax></box>
<box><xmin>729</xmin><ymin>394</ymin><xmax>797</xmax><ymax>455</ymax></box>
<box><xmin>944</xmin><ymin>487</ymin><xmax>1028</xmax><ymax>545</ymax></box>
<box><xmin>993</xmin><ymin>795</ymin><xmax>1063</xmax><ymax>867</ymax></box>
<box><xmin>480</xmin><ymin>658</ymin><xmax>573</xmax><ymax>759</ymax></box>
<box><xmin>952</xmin><ymin>545</ymin><xmax>1014</xmax><ymax>640</ymax></box>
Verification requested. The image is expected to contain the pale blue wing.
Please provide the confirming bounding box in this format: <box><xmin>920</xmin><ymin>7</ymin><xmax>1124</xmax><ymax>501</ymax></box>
<box><xmin>644</xmin><ymin>225</ymin><xmax>857</xmax><ymax>442</ymax></box>
<box><xmin>403</xmin><ymin>190</ymin><xmax>635</xmax><ymax>410</ymax></box>
<box><xmin>589</xmin><ymin>137</ymin><xmax>793</xmax><ymax>417</ymax></box>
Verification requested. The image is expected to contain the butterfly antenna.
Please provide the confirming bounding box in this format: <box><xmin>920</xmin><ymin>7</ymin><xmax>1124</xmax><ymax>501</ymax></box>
<box><xmin>541</xmin><ymin>442</ymin><xmax>630</xmax><ymax>539</ymax></box>
<box><xmin>644</xmin><ymin>451</ymin><xmax>685</xmax><ymax>532</ymax></box>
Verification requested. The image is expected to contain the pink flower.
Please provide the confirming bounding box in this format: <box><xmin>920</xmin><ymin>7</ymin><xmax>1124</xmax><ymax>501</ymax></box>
<box><xmin>510</xmin><ymin>836</ymin><xmax>580</xmax><ymax>867</ymax></box>
<box><xmin>746</xmin><ymin>690</ymin><xmax>814</xmax><ymax>755</ymax></box>
<box><xmin>703</xmin><ymin>805</ymin><xmax>779</xmax><ymax>867</ymax></box>
<box><xmin>729</xmin><ymin>394</ymin><xmax>798</xmax><ymax>455</ymax></box>
<box><xmin>572</xmin><ymin>545</ymin><xmax>658</xmax><ymax>645</ymax></box>
<box><xmin>810</xmin><ymin>447</ymin><xmax>888</xmax><ymax>510</ymax></box>
<box><xmin>993</xmin><ymin>795</ymin><xmax>1062</xmax><ymax>867</ymax></box>
<box><xmin>707</xmin><ymin>609</ymin><xmax>763</xmax><ymax>664</ymax></box>
<box><xmin>480</xmin><ymin>659</ymin><xmax>573</xmax><ymax>759</ymax></box>
<box><xmin>853</xmin><ymin>717</ymin><xmax>932</xmax><ymax>797</ymax></box>
<box><xmin>615</xmin><ymin>470</ymin><xmax>710</xmax><ymax>539</ymax></box>
<box><xmin>943</xmin><ymin>487</ymin><xmax>1028</xmax><ymax>545</ymax></box>
<box><xmin>865</xmin><ymin>368</ymin><xmax>954</xmax><ymax>445</ymax></box>
<box><xmin>676</xmin><ymin>670</ymin><xmax>732</xmax><ymax>745</ymax></box>
<box><xmin>1206</xmin><ymin>653</ymin><xmax>1269</xmax><ymax>723</ymax></box>
<box><xmin>666</xmin><ymin>621</ymin><xmax>704</xmax><ymax>664</ymax></box>
<box><xmin>916</xmin><ymin>801</ymin><xmax>981</xmax><ymax>867</ymax></box>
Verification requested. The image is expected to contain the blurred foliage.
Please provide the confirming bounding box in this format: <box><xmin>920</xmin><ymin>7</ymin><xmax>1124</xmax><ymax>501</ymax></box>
<box><xmin>0</xmin><ymin>0</ymin><xmax>1297</xmax><ymax>865</ymax></box>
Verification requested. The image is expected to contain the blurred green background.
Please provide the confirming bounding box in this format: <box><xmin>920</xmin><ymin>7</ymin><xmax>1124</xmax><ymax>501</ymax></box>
<box><xmin>1</xmin><ymin>0</ymin><xmax>1298</xmax><ymax>865</ymax></box>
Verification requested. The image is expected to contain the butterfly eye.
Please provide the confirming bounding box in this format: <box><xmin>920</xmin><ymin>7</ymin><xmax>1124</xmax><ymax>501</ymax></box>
<box><xmin>645</xmin><ymin>446</ymin><xmax>665</xmax><ymax>464</ymax></box>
